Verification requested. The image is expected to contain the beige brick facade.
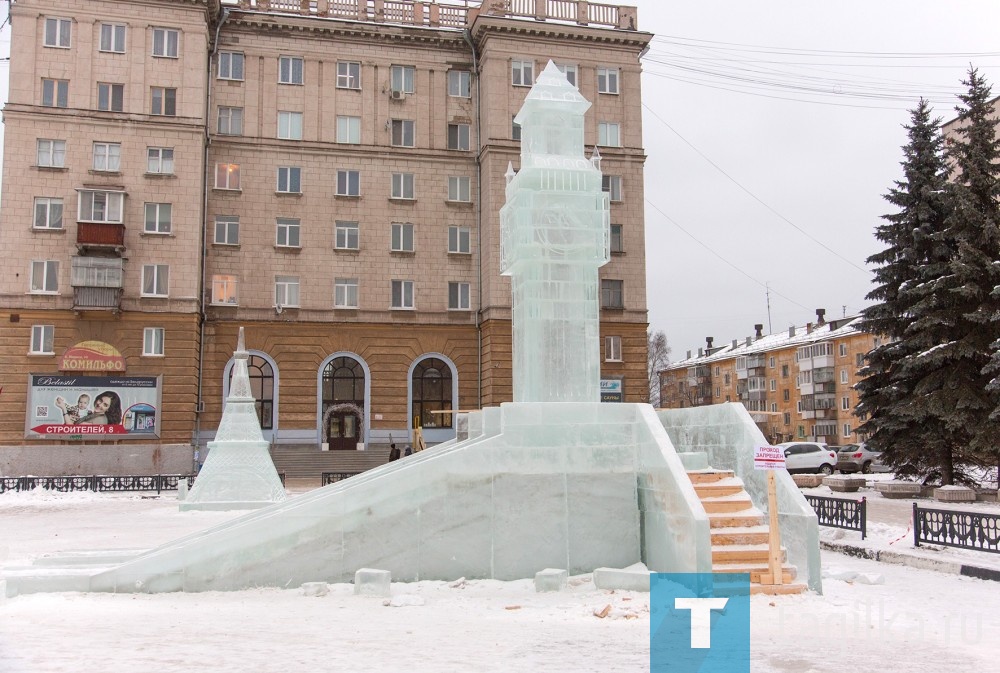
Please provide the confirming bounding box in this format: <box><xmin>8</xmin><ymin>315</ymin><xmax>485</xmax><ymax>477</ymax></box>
<box><xmin>0</xmin><ymin>0</ymin><xmax>652</xmax><ymax>469</ymax></box>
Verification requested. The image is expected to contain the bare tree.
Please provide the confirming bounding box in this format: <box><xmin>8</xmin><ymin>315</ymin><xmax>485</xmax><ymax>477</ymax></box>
<box><xmin>647</xmin><ymin>329</ymin><xmax>671</xmax><ymax>407</ymax></box>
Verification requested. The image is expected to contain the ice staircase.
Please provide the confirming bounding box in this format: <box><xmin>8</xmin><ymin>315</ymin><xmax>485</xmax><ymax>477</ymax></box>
<box><xmin>688</xmin><ymin>469</ymin><xmax>807</xmax><ymax>595</ymax></box>
<box><xmin>270</xmin><ymin>444</ymin><xmax>392</xmax><ymax>479</ymax></box>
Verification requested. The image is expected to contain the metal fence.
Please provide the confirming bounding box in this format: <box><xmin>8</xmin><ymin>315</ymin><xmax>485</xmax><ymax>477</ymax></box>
<box><xmin>0</xmin><ymin>474</ymin><xmax>191</xmax><ymax>494</ymax></box>
<box><xmin>805</xmin><ymin>494</ymin><xmax>867</xmax><ymax>540</ymax></box>
<box><xmin>321</xmin><ymin>471</ymin><xmax>361</xmax><ymax>486</ymax></box>
<box><xmin>913</xmin><ymin>503</ymin><xmax>1000</xmax><ymax>554</ymax></box>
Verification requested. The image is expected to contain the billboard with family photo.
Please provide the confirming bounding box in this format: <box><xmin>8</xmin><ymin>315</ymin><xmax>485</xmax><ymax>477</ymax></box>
<box><xmin>25</xmin><ymin>374</ymin><xmax>162</xmax><ymax>440</ymax></box>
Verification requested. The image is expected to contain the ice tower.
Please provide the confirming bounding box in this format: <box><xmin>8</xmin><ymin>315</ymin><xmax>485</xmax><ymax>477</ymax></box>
<box><xmin>181</xmin><ymin>327</ymin><xmax>286</xmax><ymax>511</ymax></box>
<box><xmin>501</xmin><ymin>62</ymin><xmax>609</xmax><ymax>403</ymax></box>
<box><xmin>2</xmin><ymin>66</ymin><xmax>821</xmax><ymax>598</ymax></box>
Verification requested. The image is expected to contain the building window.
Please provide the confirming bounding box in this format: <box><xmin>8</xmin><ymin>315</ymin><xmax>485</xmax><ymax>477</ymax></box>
<box><xmin>143</xmin><ymin>203</ymin><xmax>172</xmax><ymax>234</ymax></box>
<box><xmin>218</xmin><ymin>107</ymin><xmax>243</xmax><ymax>135</ymax></box>
<box><xmin>214</xmin><ymin>216</ymin><xmax>240</xmax><ymax>245</ymax></box>
<box><xmin>42</xmin><ymin>79</ymin><xmax>69</xmax><ymax>108</ymax></box>
<box><xmin>771</xmin><ymin>403</ymin><xmax>778</xmax><ymax>413</ymax></box>
<box><xmin>512</xmin><ymin>60</ymin><xmax>533</xmax><ymax>86</ymax></box>
<box><xmin>218</xmin><ymin>52</ymin><xmax>244</xmax><ymax>80</ymax></box>
<box><xmin>782</xmin><ymin>364</ymin><xmax>789</xmax><ymax>377</ymax></box>
<box><xmin>78</xmin><ymin>191</ymin><xmax>123</xmax><ymax>223</ymax></box>
<box><xmin>447</xmin><ymin>123</ymin><xmax>470</xmax><ymax>151</ymax></box>
<box><xmin>770</xmin><ymin>379</ymin><xmax>776</xmax><ymax>392</ymax></box>
<box><xmin>30</xmin><ymin>325</ymin><xmax>55</xmax><ymax>355</ymax></box>
<box><xmin>391</xmin><ymin>222</ymin><xmax>414</xmax><ymax>252</ymax></box>
<box><xmin>856</xmin><ymin>353</ymin><xmax>864</xmax><ymax>367</ymax></box>
<box><xmin>276</xmin><ymin>166</ymin><xmax>302</xmax><ymax>194</ymax></box>
<box><xmin>336</xmin><ymin>61</ymin><xmax>360</xmax><ymax>89</ymax></box>
<box><xmin>597</xmin><ymin>122</ymin><xmax>621</xmax><ymax>147</ymax></box>
<box><xmin>783</xmin><ymin>389</ymin><xmax>790</xmax><ymax>402</ymax></box>
<box><xmin>391</xmin><ymin>280</ymin><xmax>414</xmax><ymax>309</ymax></box>
<box><xmin>44</xmin><ymin>17</ymin><xmax>72</xmax><ymax>48</ymax></box>
<box><xmin>796</xmin><ymin>401</ymin><xmax>802</xmax><ymax>413</ymax></box>
<box><xmin>335</xmin><ymin>221</ymin><xmax>359</xmax><ymax>250</ymax></box>
<box><xmin>97</xmin><ymin>83</ymin><xmax>124</xmax><ymax>112</ymax></box>
<box><xmin>275</xmin><ymin>276</ymin><xmax>300</xmax><ymax>308</ymax></box>
<box><xmin>150</xmin><ymin>87</ymin><xmax>176</xmax><ymax>115</ymax></box>
<box><xmin>716</xmin><ymin>387</ymin><xmax>721</xmax><ymax>398</ymax></box>
<box><xmin>36</xmin><ymin>139</ymin><xmax>66</xmax><ymax>168</ymax></box>
<box><xmin>448</xmin><ymin>176</ymin><xmax>471</xmax><ymax>202</ymax></box>
<box><xmin>391</xmin><ymin>173</ymin><xmax>415</xmax><ymax>200</ymax></box>
<box><xmin>92</xmin><ymin>142</ymin><xmax>121</xmax><ymax>172</ymax></box>
<box><xmin>448</xmin><ymin>70</ymin><xmax>471</xmax><ymax>97</ymax></box>
<box><xmin>336</xmin><ymin>116</ymin><xmax>361</xmax><ymax>144</ymax></box>
<box><xmin>212</xmin><ymin>275</ymin><xmax>238</xmax><ymax>305</ymax></box>
<box><xmin>610</xmin><ymin>224</ymin><xmax>623</xmax><ymax>253</ymax></box>
<box><xmin>597</xmin><ymin>67</ymin><xmax>619</xmax><ymax>94</ymax></box>
<box><xmin>784</xmin><ymin>412</ymin><xmax>791</xmax><ymax>425</ymax></box>
<box><xmin>391</xmin><ymin>119</ymin><xmax>415</xmax><ymax>147</ymax></box>
<box><xmin>842</xmin><ymin>424</ymin><xmax>852</xmax><ymax>438</ymax></box>
<box><xmin>30</xmin><ymin>260</ymin><xmax>59</xmax><ymax>293</ymax></box>
<box><xmin>276</xmin><ymin>218</ymin><xmax>301</xmax><ymax>248</ymax></box>
<box><xmin>512</xmin><ymin>118</ymin><xmax>521</xmax><ymax>141</ymax></box>
<box><xmin>840</xmin><ymin>369</ymin><xmax>849</xmax><ymax>384</ymax></box>
<box><xmin>448</xmin><ymin>226</ymin><xmax>470</xmax><ymax>254</ymax></box>
<box><xmin>335</xmin><ymin>278</ymin><xmax>359</xmax><ymax>308</ymax></box>
<box><xmin>605</xmin><ymin>335</ymin><xmax>622</xmax><ymax>362</ymax></box>
<box><xmin>412</xmin><ymin>357</ymin><xmax>453</xmax><ymax>428</ymax></box>
<box><xmin>798</xmin><ymin>425</ymin><xmax>806</xmax><ymax>438</ymax></box>
<box><xmin>842</xmin><ymin>396</ymin><xmax>850</xmax><ymax>411</ymax></box>
<box><xmin>769</xmin><ymin>356</ymin><xmax>775</xmax><ymax>368</ymax></box>
<box><xmin>152</xmin><ymin>28</ymin><xmax>179</xmax><ymax>58</ymax></box>
<box><xmin>390</xmin><ymin>65</ymin><xmax>415</xmax><ymax>93</ymax></box>
<box><xmin>714</xmin><ymin>366</ymin><xmax>720</xmax><ymax>376</ymax></box>
<box><xmin>336</xmin><ymin>169</ymin><xmax>360</xmax><ymax>197</ymax></box>
<box><xmin>601</xmin><ymin>279</ymin><xmax>624</xmax><ymax>309</ymax></box>
<box><xmin>99</xmin><ymin>23</ymin><xmax>126</xmax><ymax>53</ymax></box>
<box><xmin>34</xmin><ymin>197</ymin><xmax>64</xmax><ymax>230</ymax></box>
<box><xmin>146</xmin><ymin>147</ymin><xmax>174</xmax><ymax>174</ymax></box>
<box><xmin>724</xmin><ymin>373</ymin><xmax>731</xmax><ymax>385</ymax></box>
<box><xmin>279</xmin><ymin>56</ymin><xmax>303</xmax><ymax>84</ymax></box>
<box><xmin>448</xmin><ymin>282</ymin><xmax>471</xmax><ymax>310</ymax></box>
<box><xmin>602</xmin><ymin>175</ymin><xmax>622</xmax><ymax>202</ymax></box>
<box><xmin>839</xmin><ymin>343</ymin><xmax>848</xmax><ymax>357</ymax></box>
<box><xmin>141</xmin><ymin>264</ymin><xmax>169</xmax><ymax>297</ymax></box>
<box><xmin>143</xmin><ymin>327</ymin><xmax>165</xmax><ymax>356</ymax></box>
<box><xmin>277</xmin><ymin>111</ymin><xmax>303</xmax><ymax>140</ymax></box>
<box><xmin>215</xmin><ymin>163</ymin><xmax>241</xmax><ymax>190</ymax></box>
<box><xmin>556</xmin><ymin>63</ymin><xmax>578</xmax><ymax>87</ymax></box>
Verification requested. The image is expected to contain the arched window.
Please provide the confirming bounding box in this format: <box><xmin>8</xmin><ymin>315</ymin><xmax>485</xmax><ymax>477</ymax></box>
<box><xmin>228</xmin><ymin>355</ymin><xmax>274</xmax><ymax>429</ymax></box>
<box><xmin>322</xmin><ymin>356</ymin><xmax>365</xmax><ymax>408</ymax></box>
<box><xmin>412</xmin><ymin>357</ymin><xmax>453</xmax><ymax>429</ymax></box>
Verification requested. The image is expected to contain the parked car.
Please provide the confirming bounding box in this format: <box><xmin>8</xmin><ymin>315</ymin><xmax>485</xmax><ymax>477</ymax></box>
<box><xmin>776</xmin><ymin>442</ymin><xmax>838</xmax><ymax>475</ymax></box>
<box><xmin>836</xmin><ymin>443</ymin><xmax>890</xmax><ymax>474</ymax></box>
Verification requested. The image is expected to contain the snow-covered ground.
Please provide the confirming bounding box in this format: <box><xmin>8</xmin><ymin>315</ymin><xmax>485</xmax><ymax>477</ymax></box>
<box><xmin>1</xmin><ymin>488</ymin><xmax>998</xmax><ymax>673</ymax></box>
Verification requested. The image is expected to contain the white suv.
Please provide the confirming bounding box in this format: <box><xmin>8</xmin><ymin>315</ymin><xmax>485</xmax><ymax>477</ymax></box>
<box><xmin>776</xmin><ymin>442</ymin><xmax>837</xmax><ymax>475</ymax></box>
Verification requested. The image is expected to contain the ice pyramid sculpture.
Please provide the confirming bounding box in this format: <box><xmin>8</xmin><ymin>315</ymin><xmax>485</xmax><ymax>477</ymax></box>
<box><xmin>180</xmin><ymin>327</ymin><xmax>286</xmax><ymax>511</ymax></box>
<box><xmin>1</xmin><ymin>63</ymin><xmax>821</xmax><ymax>596</ymax></box>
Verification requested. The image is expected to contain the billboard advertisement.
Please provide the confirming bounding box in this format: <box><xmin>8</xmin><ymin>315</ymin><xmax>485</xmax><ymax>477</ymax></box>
<box><xmin>600</xmin><ymin>378</ymin><xmax>623</xmax><ymax>403</ymax></box>
<box><xmin>25</xmin><ymin>374</ymin><xmax>162</xmax><ymax>440</ymax></box>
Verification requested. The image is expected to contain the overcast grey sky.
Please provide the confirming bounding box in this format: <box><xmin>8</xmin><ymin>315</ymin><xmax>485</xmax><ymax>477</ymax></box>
<box><xmin>636</xmin><ymin>0</ymin><xmax>1000</xmax><ymax>358</ymax></box>
<box><xmin>2</xmin><ymin>3</ymin><xmax>999</xmax><ymax>361</ymax></box>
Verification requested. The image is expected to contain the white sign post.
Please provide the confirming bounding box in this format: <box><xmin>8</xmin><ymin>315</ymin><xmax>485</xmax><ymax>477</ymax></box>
<box><xmin>754</xmin><ymin>446</ymin><xmax>787</xmax><ymax>586</ymax></box>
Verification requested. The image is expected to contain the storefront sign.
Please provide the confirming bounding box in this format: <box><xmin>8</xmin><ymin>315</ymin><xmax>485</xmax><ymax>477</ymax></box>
<box><xmin>600</xmin><ymin>378</ymin><xmax>623</xmax><ymax>403</ymax></box>
<box><xmin>25</xmin><ymin>374</ymin><xmax>161</xmax><ymax>439</ymax></box>
<box><xmin>59</xmin><ymin>341</ymin><xmax>127</xmax><ymax>372</ymax></box>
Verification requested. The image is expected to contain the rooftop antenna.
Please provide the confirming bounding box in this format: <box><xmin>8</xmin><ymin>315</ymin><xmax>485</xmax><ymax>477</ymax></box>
<box><xmin>842</xmin><ymin>305</ymin><xmax>847</xmax><ymax>317</ymax></box>
<box><xmin>766</xmin><ymin>283</ymin><xmax>773</xmax><ymax>334</ymax></box>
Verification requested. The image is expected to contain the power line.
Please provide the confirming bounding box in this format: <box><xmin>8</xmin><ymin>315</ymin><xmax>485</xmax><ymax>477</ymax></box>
<box><xmin>642</xmin><ymin>102</ymin><xmax>871</xmax><ymax>275</ymax></box>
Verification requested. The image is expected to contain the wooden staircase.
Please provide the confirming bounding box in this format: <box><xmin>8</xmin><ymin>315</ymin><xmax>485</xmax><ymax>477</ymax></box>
<box><xmin>270</xmin><ymin>444</ymin><xmax>392</xmax><ymax>479</ymax></box>
<box><xmin>688</xmin><ymin>469</ymin><xmax>807</xmax><ymax>596</ymax></box>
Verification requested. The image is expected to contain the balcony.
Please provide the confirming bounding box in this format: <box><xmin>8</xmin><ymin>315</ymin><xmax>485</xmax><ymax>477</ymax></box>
<box><xmin>77</xmin><ymin>222</ymin><xmax>125</xmax><ymax>252</ymax></box>
<box><xmin>71</xmin><ymin>257</ymin><xmax>124</xmax><ymax>311</ymax></box>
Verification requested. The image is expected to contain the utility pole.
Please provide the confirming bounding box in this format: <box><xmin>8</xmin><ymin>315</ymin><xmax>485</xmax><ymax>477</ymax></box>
<box><xmin>766</xmin><ymin>283</ymin><xmax>773</xmax><ymax>334</ymax></box>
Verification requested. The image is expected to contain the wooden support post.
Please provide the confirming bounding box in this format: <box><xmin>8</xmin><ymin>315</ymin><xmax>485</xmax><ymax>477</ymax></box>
<box><xmin>762</xmin><ymin>469</ymin><xmax>784</xmax><ymax>585</ymax></box>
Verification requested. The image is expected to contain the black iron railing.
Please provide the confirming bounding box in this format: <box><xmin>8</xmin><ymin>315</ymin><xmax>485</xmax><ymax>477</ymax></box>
<box><xmin>913</xmin><ymin>503</ymin><xmax>1000</xmax><ymax>553</ymax></box>
<box><xmin>806</xmin><ymin>494</ymin><xmax>867</xmax><ymax>540</ymax></box>
<box><xmin>321</xmin><ymin>471</ymin><xmax>361</xmax><ymax>486</ymax></box>
<box><xmin>0</xmin><ymin>474</ymin><xmax>191</xmax><ymax>494</ymax></box>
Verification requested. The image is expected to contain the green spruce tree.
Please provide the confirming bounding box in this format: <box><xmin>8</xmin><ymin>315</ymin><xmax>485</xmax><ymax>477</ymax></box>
<box><xmin>856</xmin><ymin>99</ymin><xmax>952</xmax><ymax>478</ymax></box>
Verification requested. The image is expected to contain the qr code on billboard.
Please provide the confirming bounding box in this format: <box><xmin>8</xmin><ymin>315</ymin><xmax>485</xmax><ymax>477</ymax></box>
<box><xmin>35</xmin><ymin>405</ymin><xmax>49</xmax><ymax>417</ymax></box>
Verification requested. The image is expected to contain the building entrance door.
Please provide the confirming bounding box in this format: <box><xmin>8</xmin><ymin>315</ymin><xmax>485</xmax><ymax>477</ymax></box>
<box><xmin>327</xmin><ymin>410</ymin><xmax>359</xmax><ymax>450</ymax></box>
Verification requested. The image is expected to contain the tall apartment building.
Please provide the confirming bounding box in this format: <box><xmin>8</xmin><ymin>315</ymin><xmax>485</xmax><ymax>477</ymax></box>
<box><xmin>0</xmin><ymin>0</ymin><xmax>652</xmax><ymax>473</ymax></box>
<box><xmin>659</xmin><ymin>311</ymin><xmax>876</xmax><ymax>446</ymax></box>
